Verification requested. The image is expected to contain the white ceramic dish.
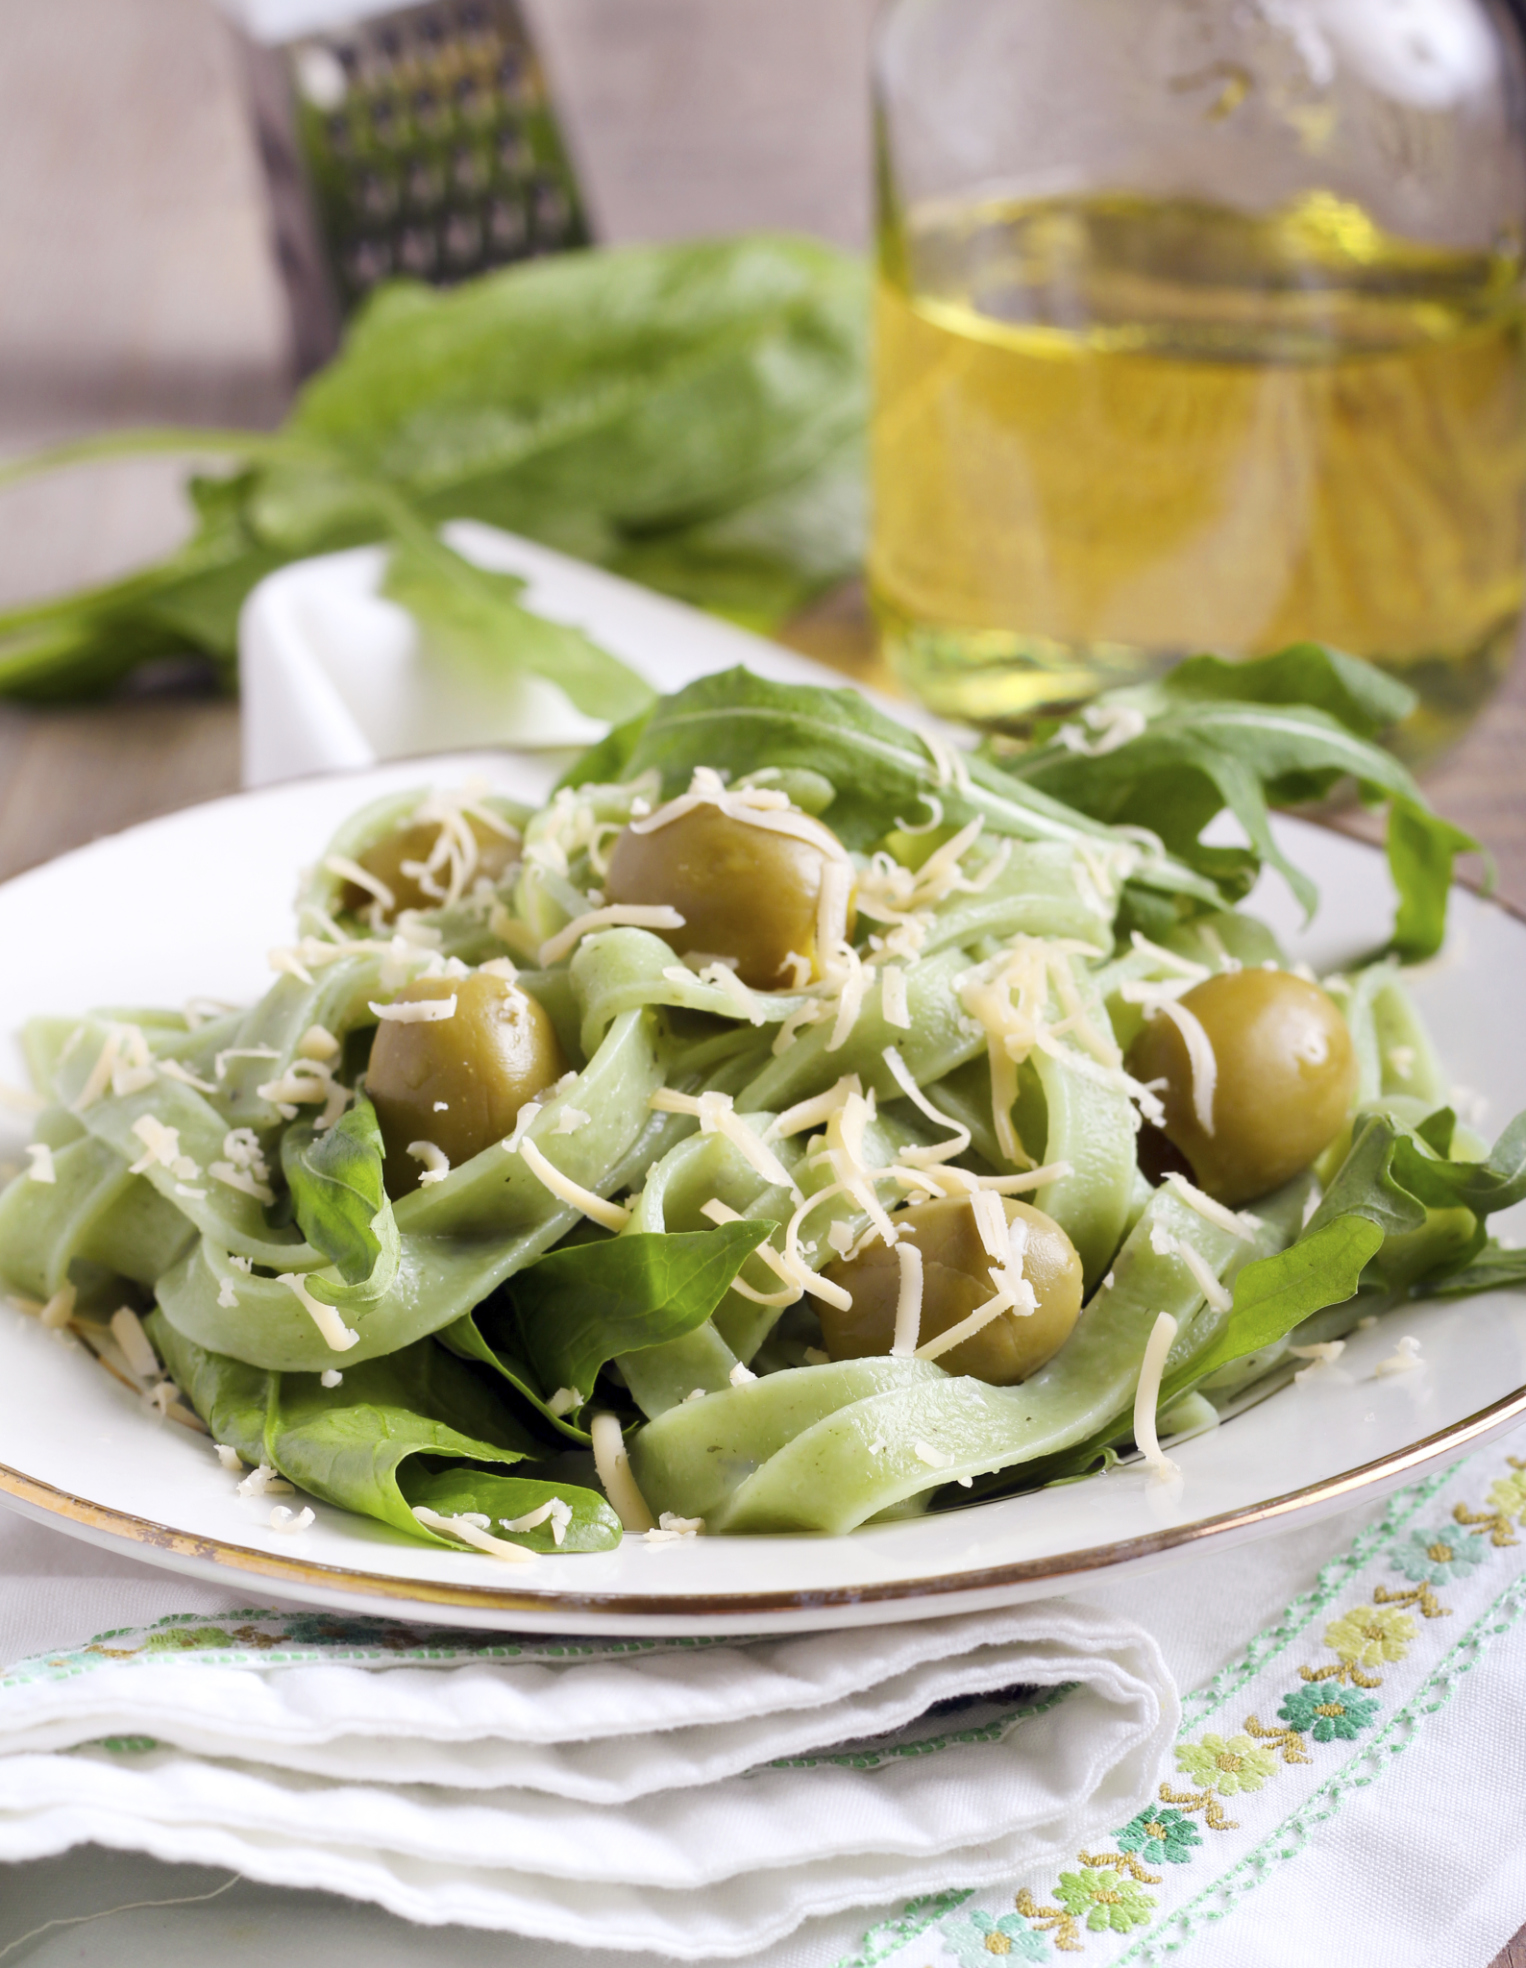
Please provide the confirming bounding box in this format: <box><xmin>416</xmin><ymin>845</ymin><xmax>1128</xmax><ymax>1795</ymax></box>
<box><xmin>0</xmin><ymin>758</ymin><xmax>1522</xmax><ymax>1634</ymax></box>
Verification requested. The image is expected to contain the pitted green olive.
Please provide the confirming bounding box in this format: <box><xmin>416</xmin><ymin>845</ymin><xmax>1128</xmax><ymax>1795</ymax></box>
<box><xmin>816</xmin><ymin>1196</ymin><xmax>1083</xmax><ymax>1385</ymax></box>
<box><xmin>604</xmin><ymin>802</ymin><xmax>856</xmax><ymax>989</ymax></box>
<box><xmin>367</xmin><ymin>971</ymin><xmax>568</xmax><ymax>1195</ymax></box>
<box><xmin>343</xmin><ymin>812</ymin><xmax>519</xmax><ymax>920</ymax></box>
<box><xmin>1126</xmin><ymin>969</ymin><xmax>1357</xmax><ymax>1207</ymax></box>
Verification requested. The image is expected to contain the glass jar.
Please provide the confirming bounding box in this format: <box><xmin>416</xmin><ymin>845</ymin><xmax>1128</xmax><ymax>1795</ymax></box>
<box><xmin>869</xmin><ymin>0</ymin><xmax>1526</xmax><ymax>758</ymax></box>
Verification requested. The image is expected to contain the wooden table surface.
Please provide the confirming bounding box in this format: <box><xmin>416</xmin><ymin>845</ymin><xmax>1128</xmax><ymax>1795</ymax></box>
<box><xmin>0</xmin><ymin>3</ymin><xmax>1522</xmax><ymax>1960</ymax></box>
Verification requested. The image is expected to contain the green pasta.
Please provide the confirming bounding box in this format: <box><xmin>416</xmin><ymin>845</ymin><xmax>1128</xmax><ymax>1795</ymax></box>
<box><xmin>1</xmin><ymin>654</ymin><xmax>1519</xmax><ymax>1558</ymax></box>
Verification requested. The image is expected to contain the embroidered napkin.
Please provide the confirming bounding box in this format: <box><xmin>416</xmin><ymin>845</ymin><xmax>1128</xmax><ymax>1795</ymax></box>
<box><xmin>5</xmin><ymin>1426</ymin><xmax>1526</xmax><ymax>1968</ymax></box>
<box><xmin>0</xmin><ymin>1505</ymin><xmax>1175</xmax><ymax>1959</ymax></box>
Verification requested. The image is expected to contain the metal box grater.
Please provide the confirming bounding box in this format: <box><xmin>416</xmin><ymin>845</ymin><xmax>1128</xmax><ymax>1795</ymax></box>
<box><xmin>236</xmin><ymin>0</ymin><xmax>590</xmax><ymax>373</ymax></box>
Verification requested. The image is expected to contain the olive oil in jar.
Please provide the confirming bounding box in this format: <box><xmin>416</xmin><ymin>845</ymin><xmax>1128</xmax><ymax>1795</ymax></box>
<box><xmin>870</xmin><ymin>193</ymin><xmax>1526</xmax><ymax>754</ymax></box>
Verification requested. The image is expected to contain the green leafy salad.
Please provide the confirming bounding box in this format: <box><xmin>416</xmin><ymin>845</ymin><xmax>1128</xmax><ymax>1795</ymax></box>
<box><xmin>3</xmin><ymin>651</ymin><xmax>1523</xmax><ymax>1559</ymax></box>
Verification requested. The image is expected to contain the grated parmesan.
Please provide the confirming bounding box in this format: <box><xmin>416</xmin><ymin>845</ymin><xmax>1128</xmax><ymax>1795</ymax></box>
<box><xmin>648</xmin><ymin>1088</ymin><xmax>796</xmax><ymax>1193</ymax></box>
<box><xmin>370</xmin><ymin>994</ymin><xmax>457</xmax><ymax>1024</ymax></box>
<box><xmin>590</xmin><ymin>1412</ymin><xmax>657</xmax><ymax>1532</ymax></box>
<box><xmin>414</xmin><ymin>1503</ymin><xmax>535</xmax><ymax>1563</ymax></box>
<box><xmin>237</xmin><ymin>1463</ymin><xmax>294</xmax><ymax>1498</ymax></box>
<box><xmin>518</xmin><ymin>1139</ymin><xmax>631</xmax><ymax>1231</ymax></box>
<box><xmin>23</xmin><ymin>1143</ymin><xmax>55</xmax><ymax>1185</ymax></box>
<box><xmin>321</xmin><ymin>1368</ymin><xmax>344</xmax><ymax>1389</ymax></box>
<box><xmin>1376</xmin><ymin>1335</ymin><xmax>1423</xmax><ymax>1376</ymax></box>
<box><xmin>277</xmin><ymin>1272</ymin><xmax>359</xmax><ymax>1352</ymax></box>
<box><xmin>408</xmin><ymin>1140</ymin><xmax>451</xmax><ymax>1185</ymax></box>
<box><xmin>1162</xmin><ymin>1172</ymin><xmax>1259</xmax><ymax>1241</ymax></box>
<box><xmin>890</xmin><ymin>1239</ymin><xmax>924</xmax><ymax>1356</ymax></box>
<box><xmin>538</xmin><ymin>904</ymin><xmax>685</xmax><ymax>967</ymax></box>
<box><xmin>39</xmin><ymin>1284</ymin><xmax>75</xmax><ymax>1330</ymax></box>
<box><xmin>1133</xmin><ymin>1312</ymin><xmax>1180</xmax><ymax>1482</ymax></box>
<box><xmin>546</xmin><ymin>1386</ymin><xmax>583</xmax><ymax>1416</ymax></box>
<box><xmin>269</xmin><ymin>1505</ymin><xmax>316</xmax><ymax>1534</ymax></box>
<box><xmin>1150</xmin><ymin>999</ymin><xmax>1218</xmax><ymax>1135</ymax></box>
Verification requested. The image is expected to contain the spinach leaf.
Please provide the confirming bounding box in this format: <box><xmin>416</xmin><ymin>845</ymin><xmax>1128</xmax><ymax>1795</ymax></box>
<box><xmin>1420</xmin><ymin>1242</ymin><xmax>1526</xmax><ymax>1299</ymax></box>
<box><xmin>0</xmin><ymin>235</ymin><xmax>868</xmax><ymax>699</ymax></box>
<box><xmin>570</xmin><ymin>666</ymin><xmax>1222</xmax><ymax>911</ymax></box>
<box><xmin>511</xmin><ymin>1221</ymin><xmax>772</xmax><ymax>1413</ymax></box>
<box><xmin>147</xmin><ymin>1311</ymin><xmax>617</xmax><ymax>1551</ymax></box>
<box><xmin>994</xmin><ymin>645</ymin><xmax>1478</xmax><ymax>958</ymax></box>
<box><xmin>280</xmin><ymin>1096</ymin><xmax>398</xmax><ymax>1296</ymax></box>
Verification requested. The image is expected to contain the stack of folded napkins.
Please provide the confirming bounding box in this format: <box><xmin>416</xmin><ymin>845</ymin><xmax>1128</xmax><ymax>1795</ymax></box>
<box><xmin>0</xmin><ymin>1587</ymin><xmax>1173</xmax><ymax>1955</ymax></box>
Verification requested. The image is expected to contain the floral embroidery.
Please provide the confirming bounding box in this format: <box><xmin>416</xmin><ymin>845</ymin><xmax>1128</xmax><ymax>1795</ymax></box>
<box><xmin>1322</xmin><ymin>1604</ymin><xmax>1415</xmax><ymax>1669</ymax></box>
<box><xmin>1114</xmin><ymin>1806</ymin><xmax>1201</xmax><ymax>1866</ymax></box>
<box><xmin>1276</xmin><ymin>1684</ymin><xmax>1380</xmax><ymax>1743</ymax></box>
<box><xmin>1391</xmin><ymin>1526</ymin><xmax>1488</xmax><ymax>1587</ymax></box>
<box><xmin>1173</xmin><ymin>1732</ymin><xmax>1278</xmax><ymax>1796</ymax></box>
<box><xmin>1014</xmin><ymin>1888</ymin><xmax>1081</xmax><ymax>1953</ymax></box>
<box><xmin>1487</xmin><ymin>1468</ymin><xmax>1526</xmax><ymax>1523</ymax></box>
<box><xmin>896</xmin><ymin>1445</ymin><xmax>1526</xmax><ymax>1968</ymax></box>
<box><xmin>1053</xmin><ymin>1868</ymin><xmax>1156</xmax><ymax>1934</ymax></box>
<box><xmin>939</xmin><ymin>1909</ymin><xmax>1048</xmax><ymax>1963</ymax></box>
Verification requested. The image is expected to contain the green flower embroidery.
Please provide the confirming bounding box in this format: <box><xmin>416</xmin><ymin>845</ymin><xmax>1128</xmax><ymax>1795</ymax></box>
<box><xmin>1174</xmin><ymin>1732</ymin><xmax>1278</xmax><ymax>1796</ymax></box>
<box><xmin>1054</xmin><ymin>1868</ymin><xmax>1155</xmax><ymax>1934</ymax></box>
<box><xmin>1488</xmin><ymin>1471</ymin><xmax>1526</xmax><ymax>1522</ymax></box>
<box><xmin>1114</xmin><ymin>1806</ymin><xmax>1201</xmax><ymax>1865</ymax></box>
<box><xmin>1276</xmin><ymin>1684</ymin><xmax>1380</xmax><ymax>1743</ymax></box>
<box><xmin>1324</xmin><ymin>1604</ymin><xmax>1415</xmax><ymax>1668</ymax></box>
<box><xmin>940</xmin><ymin>1909</ymin><xmax>1048</xmax><ymax>1963</ymax></box>
<box><xmin>1391</xmin><ymin>1526</ymin><xmax>1488</xmax><ymax>1587</ymax></box>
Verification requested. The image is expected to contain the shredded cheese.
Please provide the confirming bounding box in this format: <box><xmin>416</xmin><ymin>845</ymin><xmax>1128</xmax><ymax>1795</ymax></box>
<box><xmin>408</xmin><ymin>1140</ymin><xmax>451</xmax><ymax>1185</ymax></box>
<box><xmin>647</xmin><ymin>1089</ymin><xmax>796</xmax><ymax>1192</ymax></box>
<box><xmin>1162</xmin><ymin>1172</ymin><xmax>1258</xmax><ymax>1241</ymax></box>
<box><xmin>370</xmin><ymin>995</ymin><xmax>457</xmax><ymax>1024</ymax></box>
<box><xmin>413</xmin><ymin>1504</ymin><xmax>535</xmax><ymax>1563</ymax></box>
<box><xmin>1150</xmin><ymin>999</ymin><xmax>1217</xmax><ymax>1134</ymax></box>
<box><xmin>110</xmin><ymin>1306</ymin><xmax>159</xmax><ymax>1383</ymax></box>
<box><xmin>321</xmin><ymin>1368</ymin><xmax>344</xmax><ymax>1389</ymax></box>
<box><xmin>277</xmin><ymin>1272</ymin><xmax>359</xmax><ymax>1352</ymax></box>
<box><xmin>237</xmin><ymin>1463</ymin><xmax>294</xmax><ymax>1498</ymax></box>
<box><xmin>23</xmin><ymin>1143</ymin><xmax>55</xmax><ymax>1184</ymax></box>
<box><xmin>1376</xmin><ymin>1335</ymin><xmax>1424</xmax><ymax>1376</ymax></box>
<box><xmin>269</xmin><ymin>1505</ymin><xmax>316</xmax><ymax>1534</ymax></box>
<box><xmin>158</xmin><ymin>1058</ymin><xmax>219</xmax><ymax>1095</ymax></box>
<box><xmin>214</xmin><ymin>1443</ymin><xmax>244</xmax><ymax>1472</ymax></box>
<box><xmin>39</xmin><ymin>1284</ymin><xmax>75</xmax><ymax>1330</ymax></box>
<box><xmin>538</xmin><ymin>905</ymin><xmax>685</xmax><ymax>967</ymax></box>
<box><xmin>728</xmin><ymin>1361</ymin><xmax>758</xmax><ymax>1386</ymax></box>
<box><xmin>889</xmin><ymin>1240</ymin><xmax>924</xmax><ymax>1355</ymax></box>
<box><xmin>880</xmin><ymin>964</ymin><xmax>910</xmax><ymax>1031</ymax></box>
<box><xmin>546</xmin><ymin>1386</ymin><xmax>582</xmax><ymax>1416</ymax></box>
<box><xmin>324</xmin><ymin>853</ymin><xmax>395</xmax><ymax>912</ymax></box>
<box><xmin>590</xmin><ymin>1412</ymin><xmax>657</xmax><ymax>1532</ymax></box>
<box><xmin>913</xmin><ymin>1439</ymin><xmax>952</xmax><ymax>1469</ymax></box>
<box><xmin>1133</xmin><ymin>1312</ymin><xmax>1180</xmax><ymax>1482</ymax></box>
<box><xmin>518</xmin><ymin>1139</ymin><xmax>631</xmax><ymax>1231</ymax></box>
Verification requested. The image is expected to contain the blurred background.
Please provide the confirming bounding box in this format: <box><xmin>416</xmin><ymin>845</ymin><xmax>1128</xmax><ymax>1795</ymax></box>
<box><xmin>0</xmin><ymin>0</ymin><xmax>1522</xmax><ymax>891</ymax></box>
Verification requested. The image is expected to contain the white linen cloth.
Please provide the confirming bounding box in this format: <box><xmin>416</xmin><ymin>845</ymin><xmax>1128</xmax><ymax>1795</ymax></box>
<box><xmin>0</xmin><ymin>1504</ymin><xmax>1174</xmax><ymax>1959</ymax></box>
<box><xmin>5</xmin><ymin>1423</ymin><xmax>1526</xmax><ymax>1968</ymax></box>
<box><xmin>236</xmin><ymin>522</ymin><xmax>876</xmax><ymax>790</ymax></box>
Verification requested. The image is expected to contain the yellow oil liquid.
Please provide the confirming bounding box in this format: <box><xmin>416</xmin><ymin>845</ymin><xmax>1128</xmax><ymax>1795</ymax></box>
<box><xmin>870</xmin><ymin>194</ymin><xmax>1526</xmax><ymax>754</ymax></box>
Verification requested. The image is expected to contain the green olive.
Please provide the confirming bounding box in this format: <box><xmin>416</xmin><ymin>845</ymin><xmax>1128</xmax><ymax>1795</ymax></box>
<box><xmin>604</xmin><ymin>802</ymin><xmax>855</xmax><ymax>989</ymax></box>
<box><xmin>343</xmin><ymin>812</ymin><xmax>519</xmax><ymax>920</ymax></box>
<box><xmin>816</xmin><ymin>1196</ymin><xmax>1083</xmax><ymax>1385</ymax></box>
<box><xmin>367</xmin><ymin>971</ymin><xmax>568</xmax><ymax>1195</ymax></box>
<box><xmin>1126</xmin><ymin>969</ymin><xmax>1357</xmax><ymax>1207</ymax></box>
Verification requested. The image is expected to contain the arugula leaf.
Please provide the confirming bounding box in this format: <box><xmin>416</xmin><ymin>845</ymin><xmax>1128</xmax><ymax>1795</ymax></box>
<box><xmin>1189</xmin><ymin>1107</ymin><xmax>1526</xmax><ymax>1381</ymax></box>
<box><xmin>1188</xmin><ymin>1218</ymin><xmax>1386</xmax><ymax>1382</ymax></box>
<box><xmin>571</xmin><ymin>666</ymin><xmax>1222</xmax><ymax>911</ymax></box>
<box><xmin>1420</xmin><ymin>1242</ymin><xmax>1526</xmax><ymax>1299</ymax></box>
<box><xmin>381</xmin><ymin>533</ymin><xmax>655</xmax><ymax>723</ymax></box>
<box><xmin>995</xmin><ymin>645</ymin><xmax>1479</xmax><ymax>958</ymax></box>
<box><xmin>280</xmin><ymin>1097</ymin><xmax>399</xmax><ymax>1297</ymax></box>
<box><xmin>509</xmin><ymin>1221</ymin><xmax>772</xmax><ymax>1411</ymax></box>
<box><xmin>0</xmin><ymin>235</ymin><xmax>868</xmax><ymax>699</ymax></box>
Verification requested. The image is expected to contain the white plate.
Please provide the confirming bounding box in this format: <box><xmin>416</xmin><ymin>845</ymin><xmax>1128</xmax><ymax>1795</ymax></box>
<box><xmin>1</xmin><ymin>759</ymin><xmax>1523</xmax><ymax>1634</ymax></box>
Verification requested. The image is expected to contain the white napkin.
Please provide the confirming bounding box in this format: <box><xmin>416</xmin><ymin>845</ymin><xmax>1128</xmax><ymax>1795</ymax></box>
<box><xmin>8</xmin><ymin>1427</ymin><xmax>1526</xmax><ymax>1968</ymax></box>
<box><xmin>0</xmin><ymin>1505</ymin><xmax>1175</xmax><ymax>1958</ymax></box>
<box><xmin>236</xmin><ymin>522</ymin><xmax>870</xmax><ymax>790</ymax></box>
